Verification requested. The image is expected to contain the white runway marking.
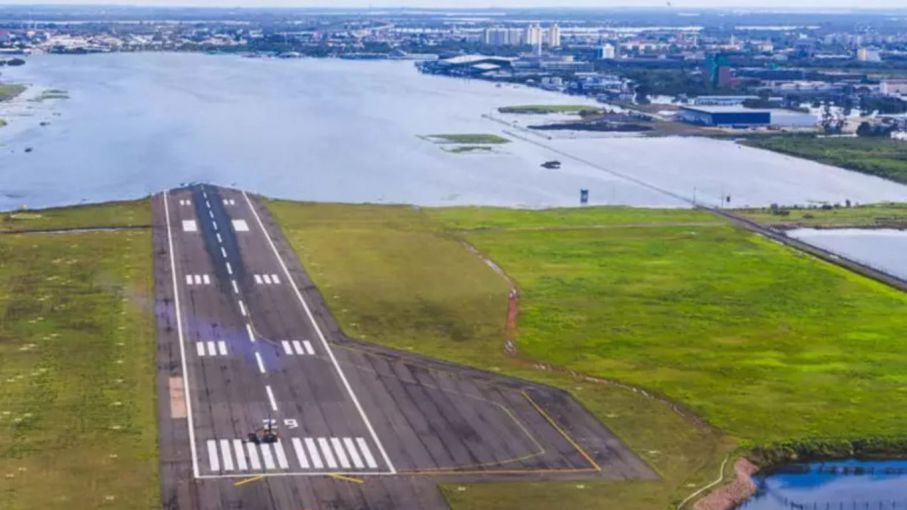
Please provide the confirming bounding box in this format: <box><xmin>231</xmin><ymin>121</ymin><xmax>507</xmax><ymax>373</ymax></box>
<box><xmin>356</xmin><ymin>437</ymin><xmax>378</xmax><ymax>469</ymax></box>
<box><xmin>344</xmin><ymin>437</ymin><xmax>364</xmax><ymax>469</ymax></box>
<box><xmin>281</xmin><ymin>340</ymin><xmax>292</xmax><ymax>355</ymax></box>
<box><xmin>217</xmin><ymin>341</ymin><xmax>227</xmax><ymax>356</ymax></box>
<box><xmin>208</xmin><ymin>210</ymin><xmax>214</xmax><ymax>219</ymax></box>
<box><xmin>274</xmin><ymin>441</ymin><xmax>290</xmax><ymax>469</ymax></box>
<box><xmin>246</xmin><ymin>442</ymin><xmax>262</xmax><ymax>471</ymax></box>
<box><xmin>265</xmin><ymin>385</ymin><xmax>278</xmax><ymax>411</ymax></box>
<box><xmin>271</xmin><ymin>274</ymin><xmax>281</xmax><ymax>284</ymax></box>
<box><xmin>205</xmin><ymin>200</ymin><xmax>211</xmax><ymax>209</ymax></box>
<box><xmin>305</xmin><ymin>438</ymin><xmax>324</xmax><ymax>469</ymax></box>
<box><xmin>226</xmin><ymin>262</ymin><xmax>233</xmax><ymax>275</ymax></box>
<box><xmin>195</xmin><ymin>342</ymin><xmax>205</xmax><ymax>357</ymax></box>
<box><xmin>292</xmin><ymin>438</ymin><xmax>309</xmax><ymax>469</ymax></box>
<box><xmin>185</xmin><ymin>274</ymin><xmax>192</xmax><ymax>285</ymax></box>
<box><xmin>223</xmin><ymin>198</ymin><xmax>236</xmax><ymax>206</ymax></box>
<box><xmin>207</xmin><ymin>440</ymin><xmax>220</xmax><ymax>472</ymax></box>
<box><xmin>179</xmin><ymin>199</ymin><xmax>191</xmax><ymax>206</ymax></box>
<box><xmin>164</xmin><ymin>192</ymin><xmax>199</xmax><ymax>477</ymax></box>
<box><xmin>193</xmin><ymin>275</ymin><xmax>202</xmax><ymax>285</ymax></box>
<box><xmin>246</xmin><ymin>323</ymin><xmax>255</xmax><ymax>343</ymax></box>
<box><xmin>303</xmin><ymin>340</ymin><xmax>314</xmax><ymax>355</ymax></box>
<box><xmin>182</xmin><ymin>220</ymin><xmax>197</xmax><ymax>232</ymax></box>
<box><xmin>202</xmin><ymin>274</ymin><xmax>210</xmax><ymax>285</ymax></box>
<box><xmin>318</xmin><ymin>438</ymin><xmax>338</xmax><ymax>469</ymax></box>
<box><xmin>231</xmin><ymin>280</ymin><xmax>239</xmax><ymax>294</ymax></box>
<box><xmin>260</xmin><ymin>443</ymin><xmax>276</xmax><ymax>470</ymax></box>
<box><xmin>254</xmin><ymin>352</ymin><xmax>266</xmax><ymax>374</ymax></box>
<box><xmin>212</xmin><ymin>220</ymin><xmax>218</xmax><ymax>231</ymax></box>
<box><xmin>238</xmin><ymin>300</ymin><xmax>247</xmax><ymax>317</ymax></box>
<box><xmin>242</xmin><ymin>190</ymin><xmax>396</xmax><ymax>474</ymax></box>
<box><xmin>331</xmin><ymin>437</ymin><xmax>351</xmax><ymax>469</ymax></box>
<box><xmin>254</xmin><ymin>274</ymin><xmax>263</xmax><ymax>285</ymax></box>
<box><xmin>220</xmin><ymin>439</ymin><xmax>235</xmax><ymax>472</ymax></box>
<box><xmin>232</xmin><ymin>219</ymin><xmax>250</xmax><ymax>232</ymax></box>
<box><xmin>206</xmin><ymin>341</ymin><xmax>217</xmax><ymax>356</ymax></box>
<box><xmin>216</xmin><ymin>233</ymin><xmax>223</xmax><ymax>244</ymax></box>
<box><xmin>185</xmin><ymin>274</ymin><xmax>211</xmax><ymax>286</ymax></box>
<box><xmin>233</xmin><ymin>440</ymin><xmax>248</xmax><ymax>471</ymax></box>
<box><xmin>263</xmin><ymin>274</ymin><xmax>273</xmax><ymax>285</ymax></box>
<box><xmin>220</xmin><ymin>247</ymin><xmax>228</xmax><ymax>259</ymax></box>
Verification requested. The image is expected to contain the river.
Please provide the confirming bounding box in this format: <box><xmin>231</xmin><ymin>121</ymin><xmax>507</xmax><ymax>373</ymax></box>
<box><xmin>787</xmin><ymin>228</ymin><xmax>907</xmax><ymax>281</ymax></box>
<box><xmin>3</xmin><ymin>53</ymin><xmax>907</xmax><ymax>211</ymax></box>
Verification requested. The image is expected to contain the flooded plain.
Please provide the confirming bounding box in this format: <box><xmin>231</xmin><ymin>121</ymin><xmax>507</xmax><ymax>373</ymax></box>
<box><xmin>788</xmin><ymin>228</ymin><xmax>907</xmax><ymax>281</ymax></box>
<box><xmin>3</xmin><ymin>53</ymin><xmax>907</xmax><ymax>210</ymax></box>
<box><xmin>741</xmin><ymin>460</ymin><xmax>907</xmax><ymax>509</ymax></box>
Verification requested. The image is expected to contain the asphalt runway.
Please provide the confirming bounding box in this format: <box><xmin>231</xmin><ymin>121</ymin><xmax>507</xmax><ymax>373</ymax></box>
<box><xmin>153</xmin><ymin>185</ymin><xmax>656</xmax><ymax>510</ymax></box>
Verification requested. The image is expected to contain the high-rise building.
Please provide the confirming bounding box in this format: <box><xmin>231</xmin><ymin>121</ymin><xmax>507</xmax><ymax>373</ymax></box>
<box><xmin>856</xmin><ymin>47</ymin><xmax>882</xmax><ymax>62</ymax></box>
<box><xmin>483</xmin><ymin>27</ymin><xmax>524</xmax><ymax>47</ymax></box>
<box><xmin>600</xmin><ymin>43</ymin><xmax>616</xmax><ymax>59</ymax></box>
<box><xmin>547</xmin><ymin>24</ymin><xmax>561</xmax><ymax>48</ymax></box>
<box><xmin>524</xmin><ymin>24</ymin><xmax>542</xmax><ymax>47</ymax></box>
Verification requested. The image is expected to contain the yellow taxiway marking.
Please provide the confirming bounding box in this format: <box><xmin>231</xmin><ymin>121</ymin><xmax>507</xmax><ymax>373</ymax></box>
<box><xmin>522</xmin><ymin>390</ymin><xmax>601</xmax><ymax>472</ymax></box>
<box><xmin>329</xmin><ymin>473</ymin><xmax>364</xmax><ymax>484</ymax></box>
<box><xmin>233</xmin><ymin>474</ymin><xmax>265</xmax><ymax>487</ymax></box>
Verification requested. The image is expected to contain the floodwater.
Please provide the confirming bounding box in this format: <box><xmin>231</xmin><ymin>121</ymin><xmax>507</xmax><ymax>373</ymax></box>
<box><xmin>3</xmin><ymin>53</ymin><xmax>907</xmax><ymax>210</ymax></box>
<box><xmin>741</xmin><ymin>460</ymin><xmax>907</xmax><ymax>509</ymax></box>
<box><xmin>787</xmin><ymin>228</ymin><xmax>907</xmax><ymax>281</ymax></box>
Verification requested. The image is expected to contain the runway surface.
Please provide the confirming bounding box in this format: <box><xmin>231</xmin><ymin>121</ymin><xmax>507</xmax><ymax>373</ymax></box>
<box><xmin>153</xmin><ymin>185</ymin><xmax>656</xmax><ymax>509</ymax></box>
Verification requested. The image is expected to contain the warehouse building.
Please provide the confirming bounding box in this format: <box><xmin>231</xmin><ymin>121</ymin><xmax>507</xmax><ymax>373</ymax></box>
<box><xmin>679</xmin><ymin>106</ymin><xmax>771</xmax><ymax>127</ymax></box>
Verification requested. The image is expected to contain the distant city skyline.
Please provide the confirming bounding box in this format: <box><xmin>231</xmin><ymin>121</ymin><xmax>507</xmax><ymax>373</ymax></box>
<box><xmin>0</xmin><ymin>0</ymin><xmax>905</xmax><ymax>9</ymax></box>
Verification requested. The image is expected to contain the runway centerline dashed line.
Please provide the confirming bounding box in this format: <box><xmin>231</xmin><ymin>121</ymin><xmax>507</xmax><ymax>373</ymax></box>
<box><xmin>238</xmin><ymin>300</ymin><xmax>247</xmax><ymax>317</ymax></box>
<box><xmin>246</xmin><ymin>323</ymin><xmax>255</xmax><ymax>343</ymax></box>
<box><xmin>265</xmin><ymin>385</ymin><xmax>278</xmax><ymax>411</ymax></box>
<box><xmin>254</xmin><ymin>352</ymin><xmax>266</xmax><ymax>374</ymax></box>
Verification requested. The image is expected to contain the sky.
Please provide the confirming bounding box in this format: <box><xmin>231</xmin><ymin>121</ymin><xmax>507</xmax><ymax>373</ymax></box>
<box><xmin>0</xmin><ymin>0</ymin><xmax>905</xmax><ymax>9</ymax></box>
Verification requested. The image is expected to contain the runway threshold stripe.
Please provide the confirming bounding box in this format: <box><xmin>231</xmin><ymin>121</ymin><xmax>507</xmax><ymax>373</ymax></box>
<box><xmin>217</xmin><ymin>341</ymin><xmax>227</xmax><ymax>356</ymax></box>
<box><xmin>292</xmin><ymin>340</ymin><xmax>304</xmax><ymax>355</ymax></box>
<box><xmin>274</xmin><ymin>441</ymin><xmax>290</xmax><ymax>469</ymax></box>
<box><xmin>185</xmin><ymin>274</ymin><xmax>192</xmax><ymax>285</ymax></box>
<box><xmin>343</xmin><ymin>437</ymin><xmax>365</xmax><ymax>469</ymax></box>
<box><xmin>193</xmin><ymin>275</ymin><xmax>202</xmax><ymax>285</ymax></box>
<box><xmin>318</xmin><ymin>438</ymin><xmax>338</xmax><ymax>469</ymax></box>
<box><xmin>220</xmin><ymin>439</ymin><xmax>235</xmax><ymax>472</ymax></box>
<box><xmin>260</xmin><ymin>444</ymin><xmax>276</xmax><ymax>470</ymax></box>
<box><xmin>356</xmin><ymin>437</ymin><xmax>378</xmax><ymax>469</ymax></box>
<box><xmin>196</xmin><ymin>342</ymin><xmax>205</xmax><ymax>357</ymax></box>
<box><xmin>255</xmin><ymin>352</ymin><xmax>266</xmax><ymax>374</ymax></box>
<box><xmin>281</xmin><ymin>340</ymin><xmax>292</xmax><ymax>355</ymax></box>
<box><xmin>254</xmin><ymin>274</ymin><xmax>263</xmax><ymax>285</ymax></box>
<box><xmin>331</xmin><ymin>437</ymin><xmax>351</xmax><ymax>469</ymax></box>
<box><xmin>263</xmin><ymin>274</ymin><xmax>273</xmax><ymax>285</ymax></box>
<box><xmin>271</xmin><ymin>274</ymin><xmax>281</xmax><ymax>284</ymax></box>
<box><xmin>246</xmin><ymin>442</ymin><xmax>262</xmax><ymax>470</ymax></box>
<box><xmin>207</xmin><ymin>440</ymin><xmax>220</xmax><ymax>472</ymax></box>
<box><xmin>305</xmin><ymin>438</ymin><xmax>323</xmax><ymax>469</ymax></box>
<box><xmin>292</xmin><ymin>438</ymin><xmax>309</xmax><ymax>469</ymax></box>
<box><xmin>233</xmin><ymin>440</ymin><xmax>248</xmax><ymax>471</ymax></box>
<box><xmin>202</xmin><ymin>274</ymin><xmax>210</xmax><ymax>285</ymax></box>
<box><xmin>206</xmin><ymin>341</ymin><xmax>217</xmax><ymax>356</ymax></box>
<box><xmin>303</xmin><ymin>340</ymin><xmax>315</xmax><ymax>355</ymax></box>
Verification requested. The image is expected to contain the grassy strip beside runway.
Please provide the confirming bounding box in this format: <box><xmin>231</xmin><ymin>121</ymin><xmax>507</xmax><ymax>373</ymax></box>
<box><xmin>1</xmin><ymin>199</ymin><xmax>151</xmax><ymax>232</ymax></box>
<box><xmin>0</xmin><ymin>203</ymin><xmax>157</xmax><ymax>509</ymax></box>
<box><xmin>267</xmin><ymin>201</ymin><xmax>733</xmax><ymax>509</ymax></box>
<box><xmin>270</xmin><ymin>200</ymin><xmax>907</xmax><ymax>509</ymax></box>
<box><xmin>739</xmin><ymin>202</ymin><xmax>907</xmax><ymax>229</ymax></box>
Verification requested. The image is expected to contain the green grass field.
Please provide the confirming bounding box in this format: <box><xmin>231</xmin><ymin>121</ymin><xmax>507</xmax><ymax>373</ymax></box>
<box><xmin>1</xmin><ymin>199</ymin><xmax>151</xmax><ymax>232</ymax></box>
<box><xmin>0</xmin><ymin>201</ymin><xmax>157</xmax><ymax>509</ymax></box>
<box><xmin>739</xmin><ymin>203</ymin><xmax>907</xmax><ymax>229</ymax></box>
<box><xmin>744</xmin><ymin>136</ymin><xmax>907</xmax><ymax>185</ymax></box>
<box><xmin>0</xmin><ymin>84</ymin><xmax>26</xmax><ymax>102</ymax></box>
<box><xmin>498</xmin><ymin>105</ymin><xmax>601</xmax><ymax>115</ymax></box>
<box><xmin>269</xmin><ymin>200</ymin><xmax>907</xmax><ymax>509</ymax></box>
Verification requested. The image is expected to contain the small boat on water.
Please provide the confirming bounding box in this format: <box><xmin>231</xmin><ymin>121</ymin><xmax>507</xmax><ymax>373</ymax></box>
<box><xmin>541</xmin><ymin>160</ymin><xmax>561</xmax><ymax>169</ymax></box>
